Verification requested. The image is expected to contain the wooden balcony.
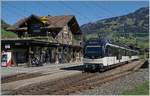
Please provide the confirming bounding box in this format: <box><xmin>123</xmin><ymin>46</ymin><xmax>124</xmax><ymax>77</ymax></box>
<box><xmin>2</xmin><ymin>36</ymin><xmax>82</xmax><ymax>47</ymax></box>
<box><xmin>2</xmin><ymin>36</ymin><xmax>58</xmax><ymax>43</ymax></box>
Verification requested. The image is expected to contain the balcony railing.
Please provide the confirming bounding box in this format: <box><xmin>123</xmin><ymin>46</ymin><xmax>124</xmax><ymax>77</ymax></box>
<box><xmin>2</xmin><ymin>36</ymin><xmax>82</xmax><ymax>46</ymax></box>
<box><xmin>3</xmin><ymin>36</ymin><xmax>58</xmax><ymax>43</ymax></box>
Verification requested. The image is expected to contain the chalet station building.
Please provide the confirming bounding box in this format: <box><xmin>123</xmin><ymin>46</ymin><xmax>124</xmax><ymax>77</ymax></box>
<box><xmin>1</xmin><ymin>14</ymin><xmax>82</xmax><ymax>67</ymax></box>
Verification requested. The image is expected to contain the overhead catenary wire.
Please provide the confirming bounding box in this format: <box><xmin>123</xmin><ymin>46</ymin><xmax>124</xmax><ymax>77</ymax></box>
<box><xmin>59</xmin><ymin>1</ymin><xmax>96</xmax><ymax>38</ymax></box>
<box><xmin>83</xmin><ymin>2</ymin><xmax>112</xmax><ymax>38</ymax></box>
<box><xmin>94</xmin><ymin>2</ymin><xmax>138</xmax><ymax>44</ymax></box>
<box><xmin>94</xmin><ymin>2</ymin><xmax>122</xmax><ymax>41</ymax></box>
<box><xmin>94</xmin><ymin>2</ymin><xmax>117</xmax><ymax>17</ymax></box>
<box><xmin>59</xmin><ymin>1</ymin><xmax>92</xmax><ymax>22</ymax></box>
<box><xmin>2</xmin><ymin>5</ymin><xmax>28</xmax><ymax>20</ymax></box>
<box><xmin>7</xmin><ymin>5</ymin><xmax>31</xmax><ymax>16</ymax></box>
<box><xmin>5</xmin><ymin>1</ymin><xmax>107</xmax><ymax>32</ymax></box>
<box><xmin>85</xmin><ymin>2</ymin><xmax>109</xmax><ymax>19</ymax></box>
<box><xmin>37</xmin><ymin>1</ymin><xmax>83</xmax><ymax>21</ymax></box>
<box><xmin>2</xmin><ymin>4</ymin><xmax>36</xmax><ymax>25</ymax></box>
<box><xmin>3</xmin><ymin>2</ymin><xmax>143</xmax><ymax>44</ymax></box>
<box><xmin>37</xmin><ymin>1</ymin><xmax>83</xmax><ymax>28</ymax></box>
<box><xmin>60</xmin><ymin>1</ymin><xmax>122</xmax><ymax>40</ymax></box>
<box><xmin>83</xmin><ymin>2</ymin><xmax>103</xmax><ymax>21</ymax></box>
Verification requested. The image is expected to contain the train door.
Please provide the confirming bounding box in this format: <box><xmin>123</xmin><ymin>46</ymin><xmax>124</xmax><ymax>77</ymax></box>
<box><xmin>105</xmin><ymin>45</ymin><xmax>114</xmax><ymax>66</ymax></box>
<box><xmin>113</xmin><ymin>47</ymin><xmax>119</xmax><ymax>64</ymax></box>
<box><xmin>105</xmin><ymin>46</ymin><xmax>109</xmax><ymax>66</ymax></box>
<box><xmin>118</xmin><ymin>48</ymin><xmax>123</xmax><ymax>62</ymax></box>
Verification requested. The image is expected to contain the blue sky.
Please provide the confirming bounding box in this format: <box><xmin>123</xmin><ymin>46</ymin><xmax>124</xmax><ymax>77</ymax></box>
<box><xmin>1</xmin><ymin>1</ymin><xmax>149</xmax><ymax>26</ymax></box>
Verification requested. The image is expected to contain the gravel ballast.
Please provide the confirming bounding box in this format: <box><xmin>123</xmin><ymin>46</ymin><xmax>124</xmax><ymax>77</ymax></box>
<box><xmin>76</xmin><ymin>68</ymin><xmax>149</xmax><ymax>95</ymax></box>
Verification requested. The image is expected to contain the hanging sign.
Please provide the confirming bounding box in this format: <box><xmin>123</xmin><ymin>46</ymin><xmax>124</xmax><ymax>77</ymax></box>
<box><xmin>41</xmin><ymin>16</ymin><xmax>48</xmax><ymax>24</ymax></box>
<box><xmin>5</xmin><ymin>44</ymin><xmax>10</xmax><ymax>49</ymax></box>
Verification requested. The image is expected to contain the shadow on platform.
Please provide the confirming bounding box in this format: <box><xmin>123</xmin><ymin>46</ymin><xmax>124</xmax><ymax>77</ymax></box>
<box><xmin>60</xmin><ymin>65</ymin><xmax>83</xmax><ymax>71</ymax></box>
<box><xmin>140</xmin><ymin>60</ymin><xmax>149</xmax><ymax>68</ymax></box>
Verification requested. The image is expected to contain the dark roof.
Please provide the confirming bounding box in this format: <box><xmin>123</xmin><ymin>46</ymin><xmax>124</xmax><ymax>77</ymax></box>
<box><xmin>7</xmin><ymin>14</ymin><xmax>82</xmax><ymax>34</ymax></box>
<box><xmin>46</xmin><ymin>15</ymin><xmax>74</xmax><ymax>28</ymax></box>
<box><xmin>7</xmin><ymin>14</ymin><xmax>42</xmax><ymax>30</ymax></box>
<box><xmin>7</xmin><ymin>14</ymin><xmax>75</xmax><ymax>30</ymax></box>
<box><xmin>85</xmin><ymin>38</ymin><xmax>110</xmax><ymax>46</ymax></box>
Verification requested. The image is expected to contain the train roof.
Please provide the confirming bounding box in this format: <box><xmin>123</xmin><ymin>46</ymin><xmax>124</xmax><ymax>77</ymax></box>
<box><xmin>107</xmin><ymin>43</ymin><xmax>139</xmax><ymax>53</ymax></box>
<box><xmin>85</xmin><ymin>38</ymin><xmax>110</xmax><ymax>46</ymax></box>
<box><xmin>84</xmin><ymin>38</ymin><xmax>139</xmax><ymax>53</ymax></box>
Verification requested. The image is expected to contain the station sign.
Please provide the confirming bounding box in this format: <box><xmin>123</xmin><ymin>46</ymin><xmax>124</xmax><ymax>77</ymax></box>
<box><xmin>15</xmin><ymin>43</ymin><xmax>22</xmax><ymax>45</ymax></box>
<box><xmin>5</xmin><ymin>44</ymin><xmax>10</xmax><ymax>49</ymax></box>
<box><xmin>41</xmin><ymin>16</ymin><xmax>48</xmax><ymax>24</ymax></box>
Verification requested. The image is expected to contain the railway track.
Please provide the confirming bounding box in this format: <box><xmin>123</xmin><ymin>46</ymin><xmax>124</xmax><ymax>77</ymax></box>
<box><xmin>8</xmin><ymin>60</ymin><xmax>144</xmax><ymax>95</ymax></box>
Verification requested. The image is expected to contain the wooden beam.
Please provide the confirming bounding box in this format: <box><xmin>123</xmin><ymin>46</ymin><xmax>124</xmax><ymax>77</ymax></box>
<box><xmin>27</xmin><ymin>46</ymin><xmax>32</xmax><ymax>67</ymax></box>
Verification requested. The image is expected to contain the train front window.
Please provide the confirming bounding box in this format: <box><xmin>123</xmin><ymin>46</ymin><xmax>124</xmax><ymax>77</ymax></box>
<box><xmin>84</xmin><ymin>46</ymin><xmax>103</xmax><ymax>58</ymax></box>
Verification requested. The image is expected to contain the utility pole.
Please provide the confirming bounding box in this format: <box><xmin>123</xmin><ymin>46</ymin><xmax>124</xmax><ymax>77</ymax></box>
<box><xmin>123</xmin><ymin>24</ymin><xmax>126</xmax><ymax>39</ymax></box>
<box><xmin>135</xmin><ymin>31</ymin><xmax>137</xmax><ymax>47</ymax></box>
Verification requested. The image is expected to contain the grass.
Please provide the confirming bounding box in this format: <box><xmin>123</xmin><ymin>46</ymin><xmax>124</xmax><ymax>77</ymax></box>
<box><xmin>1</xmin><ymin>29</ymin><xmax>17</xmax><ymax>38</ymax></box>
<box><xmin>122</xmin><ymin>81</ymin><xmax>149</xmax><ymax>95</ymax></box>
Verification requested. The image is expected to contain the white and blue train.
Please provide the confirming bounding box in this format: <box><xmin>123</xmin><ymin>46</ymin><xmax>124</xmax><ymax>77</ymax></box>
<box><xmin>83</xmin><ymin>39</ymin><xmax>139</xmax><ymax>71</ymax></box>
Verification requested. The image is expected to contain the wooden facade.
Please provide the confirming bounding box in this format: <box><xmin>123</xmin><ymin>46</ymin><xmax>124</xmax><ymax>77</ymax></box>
<box><xmin>2</xmin><ymin>14</ymin><xmax>82</xmax><ymax>66</ymax></box>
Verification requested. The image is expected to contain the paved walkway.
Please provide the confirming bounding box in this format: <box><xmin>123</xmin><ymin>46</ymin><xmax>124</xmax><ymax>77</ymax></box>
<box><xmin>1</xmin><ymin>62</ymin><xmax>82</xmax><ymax>77</ymax></box>
<box><xmin>2</xmin><ymin>62</ymin><xmax>83</xmax><ymax>95</ymax></box>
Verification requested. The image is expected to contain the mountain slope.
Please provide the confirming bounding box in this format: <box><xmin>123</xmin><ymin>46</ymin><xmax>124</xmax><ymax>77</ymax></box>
<box><xmin>81</xmin><ymin>7</ymin><xmax>149</xmax><ymax>49</ymax></box>
<box><xmin>81</xmin><ymin>7</ymin><xmax>148</xmax><ymax>35</ymax></box>
<box><xmin>1</xmin><ymin>19</ymin><xmax>17</xmax><ymax>38</ymax></box>
<box><xmin>1</xmin><ymin>19</ymin><xmax>10</xmax><ymax>29</ymax></box>
<box><xmin>1</xmin><ymin>29</ymin><xmax>18</xmax><ymax>39</ymax></box>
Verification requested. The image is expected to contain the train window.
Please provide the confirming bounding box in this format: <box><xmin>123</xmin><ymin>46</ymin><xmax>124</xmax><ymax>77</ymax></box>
<box><xmin>120</xmin><ymin>49</ymin><xmax>122</xmax><ymax>56</ymax></box>
<box><xmin>113</xmin><ymin>47</ymin><xmax>119</xmax><ymax>59</ymax></box>
<box><xmin>125</xmin><ymin>50</ymin><xmax>127</xmax><ymax>56</ymax></box>
<box><xmin>105</xmin><ymin>46</ymin><xmax>113</xmax><ymax>56</ymax></box>
<box><xmin>102</xmin><ymin>46</ymin><xmax>105</xmax><ymax>57</ymax></box>
<box><xmin>133</xmin><ymin>51</ymin><xmax>135</xmax><ymax>56</ymax></box>
<box><xmin>131</xmin><ymin>51</ymin><xmax>133</xmax><ymax>56</ymax></box>
<box><xmin>123</xmin><ymin>49</ymin><xmax>125</xmax><ymax>56</ymax></box>
<box><xmin>125</xmin><ymin>50</ymin><xmax>128</xmax><ymax>56</ymax></box>
<box><xmin>127</xmin><ymin>51</ymin><xmax>129</xmax><ymax>56</ymax></box>
<box><xmin>123</xmin><ymin>49</ymin><xmax>126</xmax><ymax>56</ymax></box>
<box><xmin>133</xmin><ymin>52</ymin><xmax>137</xmax><ymax>55</ymax></box>
<box><xmin>105</xmin><ymin>46</ymin><xmax>109</xmax><ymax>56</ymax></box>
<box><xmin>129</xmin><ymin>51</ymin><xmax>131</xmax><ymax>56</ymax></box>
<box><xmin>133</xmin><ymin>52</ymin><xmax>135</xmax><ymax>56</ymax></box>
<box><xmin>127</xmin><ymin>50</ymin><xmax>129</xmax><ymax>56</ymax></box>
<box><xmin>118</xmin><ymin>48</ymin><xmax>122</xmax><ymax>59</ymax></box>
<box><xmin>112</xmin><ymin>46</ymin><xmax>116</xmax><ymax>56</ymax></box>
<box><xmin>129</xmin><ymin>51</ymin><xmax>132</xmax><ymax>58</ymax></box>
<box><xmin>119</xmin><ymin>49</ymin><xmax>121</xmax><ymax>57</ymax></box>
<box><xmin>120</xmin><ymin>49</ymin><xmax>124</xmax><ymax>56</ymax></box>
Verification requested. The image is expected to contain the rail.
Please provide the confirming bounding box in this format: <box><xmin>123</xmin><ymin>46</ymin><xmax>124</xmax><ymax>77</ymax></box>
<box><xmin>8</xmin><ymin>60</ymin><xmax>145</xmax><ymax>95</ymax></box>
